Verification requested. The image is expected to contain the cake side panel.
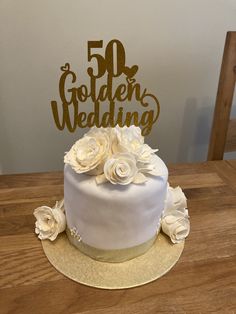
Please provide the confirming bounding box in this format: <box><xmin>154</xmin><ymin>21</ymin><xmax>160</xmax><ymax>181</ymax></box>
<box><xmin>64</xmin><ymin>162</ymin><xmax>168</xmax><ymax>250</ymax></box>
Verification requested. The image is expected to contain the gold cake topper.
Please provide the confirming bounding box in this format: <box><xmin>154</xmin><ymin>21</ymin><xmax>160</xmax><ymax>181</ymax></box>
<box><xmin>51</xmin><ymin>39</ymin><xmax>160</xmax><ymax>135</ymax></box>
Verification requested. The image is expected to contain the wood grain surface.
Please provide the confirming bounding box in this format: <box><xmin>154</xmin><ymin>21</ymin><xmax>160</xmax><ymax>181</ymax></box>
<box><xmin>0</xmin><ymin>161</ymin><xmax>236</xmax><ymax>314</ymax></box>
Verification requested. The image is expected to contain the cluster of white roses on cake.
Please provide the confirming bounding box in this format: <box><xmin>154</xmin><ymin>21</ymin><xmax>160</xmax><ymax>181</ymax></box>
<box><xmin>64</xmin><ymin>126</ymin><xmax>161</xmax><ymax>185</ymax></box>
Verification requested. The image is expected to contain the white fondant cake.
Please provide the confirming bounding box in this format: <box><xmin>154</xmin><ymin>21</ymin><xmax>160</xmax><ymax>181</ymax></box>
<box><xmin>33</xmin><ymin>126</ymin><xmax>190</xmax><ymax>263</ymax></box>
<box><xmin>63</xmin><ymin>126</ymin><xmax>171</xmax><ymax>261</ymax></box>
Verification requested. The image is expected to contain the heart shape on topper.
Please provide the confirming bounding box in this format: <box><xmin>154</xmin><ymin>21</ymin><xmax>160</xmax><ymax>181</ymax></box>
<box><xmin>126</xmin><ymin>77</ymin><xmax>136</xmax><ymax>84</ymax></box>
<box><xmin>123</xmin><ymin>65</ymin><xmax>138</xmax><ymax>78</ymax></box>
<box><xmin>60</xmin><ymin>63</ymin><xmax>70</xmax><ymax>72</ymax></box>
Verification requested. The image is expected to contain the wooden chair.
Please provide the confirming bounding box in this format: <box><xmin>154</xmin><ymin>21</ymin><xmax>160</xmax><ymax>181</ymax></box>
<box><xmin>208</xmin><ymin>31</ymin><xmax>236</xmax><ymax>160</ymax></box>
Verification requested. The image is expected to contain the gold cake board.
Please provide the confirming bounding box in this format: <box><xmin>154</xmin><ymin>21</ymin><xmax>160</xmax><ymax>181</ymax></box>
<box><xmin>42</xmin><ymin>232</ymin><xmax>184</xmax><ymax>290</ymax></box>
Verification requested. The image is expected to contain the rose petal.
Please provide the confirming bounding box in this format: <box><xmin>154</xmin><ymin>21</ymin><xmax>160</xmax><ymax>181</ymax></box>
<box><xmin>133</xmin><ymin>172</ymin><xmax>148</xmax><ymax>184</ymax></box>
<box><xmin>96</xmin><ymin>174</ymin><xmax>108</xmax><ymax>184</ymax></box>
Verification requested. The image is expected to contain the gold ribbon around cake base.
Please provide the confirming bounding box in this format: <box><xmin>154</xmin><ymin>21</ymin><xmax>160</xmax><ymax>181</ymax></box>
<box><xmin>66</xmin><ymin>228</ymin><xmax>157</xmax><ymax>263</ymax></box>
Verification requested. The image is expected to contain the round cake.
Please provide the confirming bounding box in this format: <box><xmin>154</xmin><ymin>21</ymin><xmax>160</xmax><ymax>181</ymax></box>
<box><xmin>63</xmin><ymin>126</ymin><xmax>169</xmax><ymax>262</ymax></box>
<box><xmin>33</xmin><ymin>126</ymin><xmax>190</xmax><ymax>265</ymax></box>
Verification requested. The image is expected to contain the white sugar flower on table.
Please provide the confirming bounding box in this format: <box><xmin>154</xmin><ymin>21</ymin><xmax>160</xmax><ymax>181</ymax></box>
<box><xmin>161</xmin><ymin>186</ymin><xmax>190</xmax><ymax>243</ymax></box>
<box><xmin>34</xmin><ymin>200</ymin><xmax>66</xmax><ymax>241</ymax></box>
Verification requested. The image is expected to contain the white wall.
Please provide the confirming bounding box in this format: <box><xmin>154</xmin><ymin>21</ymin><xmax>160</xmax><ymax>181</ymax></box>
<box><xmin>1</xmin><ymin>0</ymin><xmax>236</xmax><ymax>174</ymax></box>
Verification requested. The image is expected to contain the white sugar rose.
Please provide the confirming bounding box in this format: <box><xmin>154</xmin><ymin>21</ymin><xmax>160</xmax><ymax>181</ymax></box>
<box><xmin>164</xmin><ymin>185</ymin><xmax>187</xmax><ymax>216</ymax></box>
<box><xmin>64</xmin><ymin>129</ymin><xmax>110</xmax><ymax>175</ymax></box>
<box><xmin>136</xmin><ymin>147</ymin><xmax>161</xmax><ymax>176</ymax></box>
<box><xmin>103</xmin><ymin>153</ymin><xmax>140</xmax><ymax>185</ymax></box>
<box><xmin>136</xmin><ymin>144</ymin><xmax>158</xmax><ymax>164</ymax></box>
<box><xmin>34</xmin><ymin>200</ymin><xmax>66</xmax><ymax>241</ymax></box>
<box><xmin>162</xmin><ymin>213</ymin><xmax>190</xmax><ymax>244</ymax></box>
<box><xmin>111</xmin><ymin>125</ymin><xmax>144</xmax><ymax>155</ymax></box>
<box><xmin>161</xmin><ymin>185</ymin><xmax>190</xmax><ymax>243</ymax></box>
<box><xmin>111</xmin><ymin>126</ymin><xmax>160</xmax><ymax>178</ymax></box>
<box><xmin>86</xmin><ymin>126</ymin><xmax>111</xmax><ymax>138</ymax></box>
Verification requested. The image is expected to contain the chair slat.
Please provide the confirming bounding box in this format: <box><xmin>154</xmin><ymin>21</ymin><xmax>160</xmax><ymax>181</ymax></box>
<box><xmin>225</xmin><ymin>118</ymin><xmax>236</xmax><ymax>152</ymax></box>
<box><xmin>207</xmin><ymin>31</ymin><xmax>236</xmax><ymax>160</ymax></box>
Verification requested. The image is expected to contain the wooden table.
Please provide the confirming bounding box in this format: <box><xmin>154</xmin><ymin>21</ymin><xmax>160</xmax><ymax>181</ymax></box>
<box><xmin>0</xmin><ymin>160</ymin><xmax>236</xmax><ymax>314</ymax></box>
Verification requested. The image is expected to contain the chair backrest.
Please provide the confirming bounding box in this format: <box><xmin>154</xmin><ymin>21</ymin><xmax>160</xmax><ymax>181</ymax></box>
<box><xmin>208</xmin><ymin>31</ymin><xmax>236</xmax><ymax>161</ymax></box>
